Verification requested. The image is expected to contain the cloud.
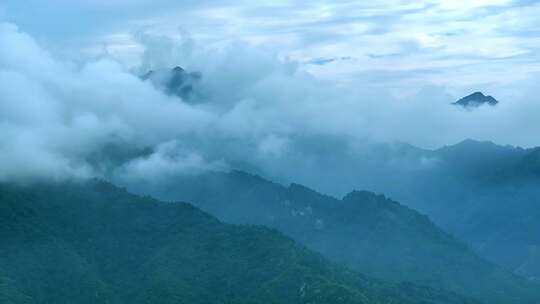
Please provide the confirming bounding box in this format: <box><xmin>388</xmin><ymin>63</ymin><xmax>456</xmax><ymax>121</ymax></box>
<box><xmin>306</xmin><ymin>56</ymin><xmax>352</xmax><ymax>65</ymax></box>
<box><xmin>113</xmin><ymin>140</ymin><xmax>228</xmax><ymax>186</ymax></box>
<box><xmin>1</xmin><ymin>21</ymin><xmax>540</xmax><ymax>187</ymax></box>
<box><xmin>3</xmin><ymin>0</ymin><xmax>540</xmax><ymax>94</ymax></box>
<box><xmin>0</xmin><ymin>23</ymin><xmax>213</xmax><ymax>182</ymax></box>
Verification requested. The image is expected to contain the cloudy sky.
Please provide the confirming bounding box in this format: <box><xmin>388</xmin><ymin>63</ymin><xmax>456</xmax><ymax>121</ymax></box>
<box><xmin>1</xmin><ymin>1</ymin><xmax>540</xmax><ymax>183</ymax></box>
<box><xmin>2</xmin><ymin>0</ymin><xmax>540</xmax><ymax>93</ymax></box>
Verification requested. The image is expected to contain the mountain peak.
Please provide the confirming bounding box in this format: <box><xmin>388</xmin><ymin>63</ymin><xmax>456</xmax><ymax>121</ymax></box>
<box><xmin>172</xmin><ymin>66</ymin><xmax>185</xmax><ymax>73</ymax></box>
<box><xmin>453</xmin><ymin>92</ymin><xmax>499</xmax><ymax>108</ymax></box>
<box><xmin>141</xmin><ymin>66</ymin><xmax>201</xmax><ymax>102</ymax></box>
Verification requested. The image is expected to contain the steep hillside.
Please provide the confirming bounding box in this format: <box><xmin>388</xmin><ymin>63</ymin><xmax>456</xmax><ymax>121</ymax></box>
<box><xmin>0</xmin><ymin>181</ymin><xmax>476</xmax><ymax>304</ymax></box>
<box><xmin>131</xmin><ymin>170</ymin><xmax>540</xmax><ymax>304</ymax></box>
<box><xmin>204</xmin><ymin>138</ymin><xmax>540</xmax><ymax>282</ymax></box>
<box><xmin>382</xmin><ymin>140</ymin><xmax>540</xmax><ymax>280</ymax></box>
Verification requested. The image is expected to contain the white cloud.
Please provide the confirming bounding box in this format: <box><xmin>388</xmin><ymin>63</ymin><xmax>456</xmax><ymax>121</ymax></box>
<box><xmin>435</xmin><ymin>0</ymin><xmax>512</xmax><ymax>10</ymax></box>
<box><xmin>113</xmin><ymin>140</ymin><xmax>228</xmax><ymax>185</ymax></box>
<box><xmin>1</xmin><ymin>20</ymin><xmax>540</xmax><ymax>185</ymax></box>
<box><xmin>0</xmin><ymin>23</ymin><xmax>214</xmax><ymax>181</ymax></box>
<box><xmin>3</xmin><ymin>0</ymin><xmax>540</xmax><ymax>93</ymax></box>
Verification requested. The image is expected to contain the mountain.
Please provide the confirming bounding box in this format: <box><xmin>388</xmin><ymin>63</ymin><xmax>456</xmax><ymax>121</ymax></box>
<box><xmin>362</xmin><ymin>140</ymin><xmax>540</xmax><ymax>276</ymax></box>
<box><xmin>266</xmin><ymin>138</ymin><xmax>540</xmax><ymax>283</ymax></box>
<box><xmin>142</xmin><ymin>66</ymin><xmax>202</xmax><ymax>102</ymax></box>
<box><xmin>0</xmin><ymin>180</ymin><xmax>478</xmax><ymax>304</ymax></box>
<box><xmin>200</xmin><ymin>136</ymin><xmax>540</xmax><ymax>284</ymax></box>
<box><xmin>126</xmin><ymin>170</ymin><xmax>540</xmax><ymax>304</ymax></box>
<box><xmin>452</xmin><ymin>92</ymin><xmax>499</xmax><ymax>108</ymax></box>
<box><xmin>412</xmin><ymin>140</ymin><xmax>540</xmax><ymax>279</ymax></box>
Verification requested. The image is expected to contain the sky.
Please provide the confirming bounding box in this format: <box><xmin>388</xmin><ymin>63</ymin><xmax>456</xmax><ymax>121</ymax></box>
<box><xmin>1</xmin><ymin>0</ymin><xmax>540</xmax><ymax>183</ymax></box>
<box><xmin>2</xmin><ymin>0</ymin><xmax>540</xmax><ymax>93</ymax></box>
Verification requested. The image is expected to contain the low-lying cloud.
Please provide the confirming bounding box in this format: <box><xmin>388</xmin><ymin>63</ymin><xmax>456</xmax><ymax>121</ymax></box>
<box><xmin>1</xmin><ymin>22</ymin><xmax>539</xmax><ymax>185</ymax></box>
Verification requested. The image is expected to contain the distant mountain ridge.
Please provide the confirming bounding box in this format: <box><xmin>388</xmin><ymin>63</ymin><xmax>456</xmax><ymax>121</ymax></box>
<box><xmin>279</xmin><ymin>138</ymin><xmax>540</xmax><ymax>283</ymax></box>
<box><xmin>408</xmin><ymin>140</ymin><xmax>540</xmax><ymax>279</ymax></box>
<box><xmin>207</xmin><ymin>136</ymin><xmax>540</xmax><ymax>284</ymax></box>
<box><xmin>126</xmin><ymin>170</ymin><xmax>540</xmax><ymax>304</ymax></box>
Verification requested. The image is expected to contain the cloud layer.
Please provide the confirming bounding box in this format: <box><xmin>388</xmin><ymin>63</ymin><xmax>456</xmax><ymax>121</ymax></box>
<box><xmin>1</xmin><ymin>21</ymin><xmax>540</xmax><ymax>184</ymax></box>
<box><xmin>3</xmin><ymin>0</ymin><xmax>540</xmax><ymax>94</ymax></box>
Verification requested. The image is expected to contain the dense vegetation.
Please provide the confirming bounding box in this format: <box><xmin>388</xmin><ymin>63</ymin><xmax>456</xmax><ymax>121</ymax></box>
<box><xmin>0</xmin><ymin>181</ymin><xmax>477</xmax><ymax>304</ymax></box>
<box><xmin>181</xmin><ymin>136</ymin><xmax>540</xmax><ymax>284</ymax></box>
<box><xmin>131</xmin><ymin>170</ymin><xmax>540</xmax><ymax>304</ymax></box>
<box><xmin>368</xmin><ymin>140</ymin><xmax>540</xmax><ymax>281</ymax></box>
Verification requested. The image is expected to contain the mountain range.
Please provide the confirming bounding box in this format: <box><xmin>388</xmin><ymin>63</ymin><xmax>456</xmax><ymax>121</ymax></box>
<box><xmin>123</xmin><ymin>169</ymin><xmax>540</xmax><ymax>304</ymax></box>
<box><xmin>0</xmin><ymin>180</ymin><xmax>478</xmax><ymax>304</ymax></box>
<box><xmin>1</xmin><ymin>64</ymin><xmax>535</xmax><ymax>303</ymax></box>
<box><xmin>215</xmin><ymin>138</ymin><xmax>540</xmax><ymax>283</ymax></box>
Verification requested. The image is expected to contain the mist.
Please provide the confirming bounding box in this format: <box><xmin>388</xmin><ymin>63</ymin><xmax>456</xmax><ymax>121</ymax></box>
<box><xmin>3</xmin><ymin>3</ymin><xmax>540</xmax><ymax>304</ymax></box>
<box><xmin>1</xmin><ymin>21</ymin><xmax>540</xmax><ymax>187</ymax></box>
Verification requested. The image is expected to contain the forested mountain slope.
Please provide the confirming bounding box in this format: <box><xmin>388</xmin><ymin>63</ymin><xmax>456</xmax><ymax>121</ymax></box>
<box><xmin>130</xmin><ymin>170</ymin><xmax>540</xmax><ymax>304</ymax></box>
<box><xmin>0</xmin><ymin>181</ymin><xmax>477</xmax><ymax>304</ymax></box>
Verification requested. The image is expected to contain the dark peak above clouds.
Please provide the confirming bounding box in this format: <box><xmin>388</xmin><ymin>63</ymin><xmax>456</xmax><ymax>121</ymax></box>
<box><xmin>453</xmin><ymin>92</ymin><xmax>499</xmax><ymax>108</ymax></box>
<box><xmin>141</xmin><ymin>66</ymin><xmax>202</xmax><ymax>102</ymax></box>
<box><xmin>172</xmin><ymin>66</ymin><xmax>185</xmax><ymax>73</ymax></box>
